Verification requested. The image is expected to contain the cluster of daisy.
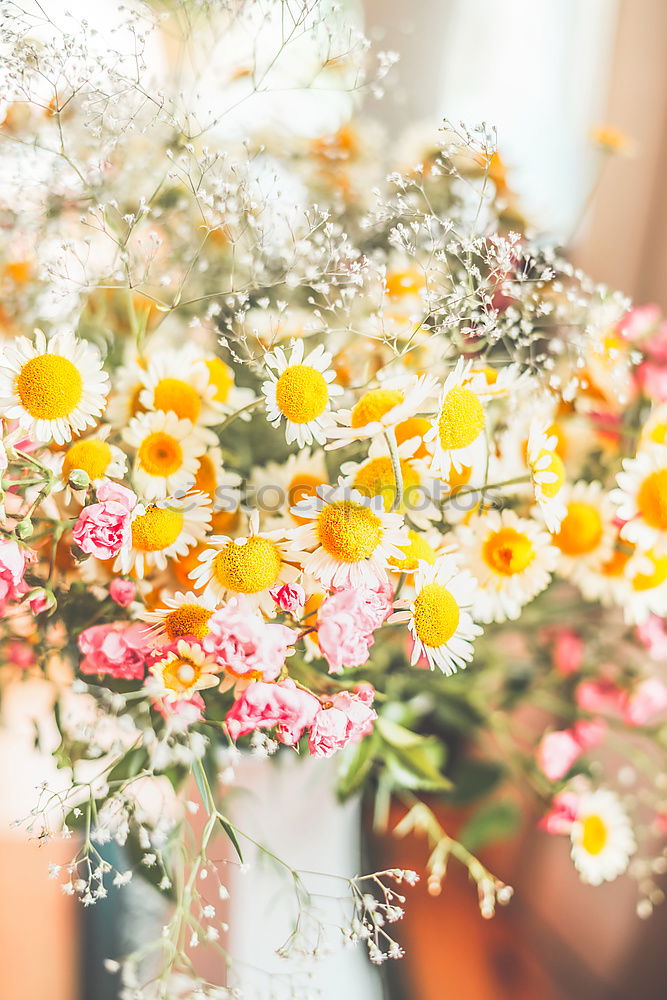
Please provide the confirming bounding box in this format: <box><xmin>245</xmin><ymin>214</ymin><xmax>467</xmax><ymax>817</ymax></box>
<box><xmin>1</xmin><ymin>1</ymin><xmax>667</xmax><ymax>990</ymax></box>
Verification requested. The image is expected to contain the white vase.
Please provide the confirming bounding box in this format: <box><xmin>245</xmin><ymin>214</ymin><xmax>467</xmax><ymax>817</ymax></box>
<box><xmin>223</xmin><ymin>752</ymin><xmax>383</xmax><ymax>1000</ymax></box>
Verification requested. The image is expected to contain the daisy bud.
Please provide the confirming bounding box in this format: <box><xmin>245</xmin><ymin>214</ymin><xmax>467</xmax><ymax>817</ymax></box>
<box><xmin>67</xmin><ymin>467</ymin><xmax>90</xmax><ymax>491</ymax></box>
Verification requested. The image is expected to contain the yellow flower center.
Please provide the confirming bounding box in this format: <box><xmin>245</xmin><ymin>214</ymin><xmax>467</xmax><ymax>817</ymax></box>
<box><xmin>275</xmin><ymin>364</ymin><xmax>329</xmax><ymax>423</ymax></box>
<box><xmin>212</xmin><ymin>537</ymin><xmax>282</xmax><ymax>593</ymax></box>
<box><xmin>581</xmin><ymin>814</ymin><xmax>607</xmax><ymax>856</ymax></box>
<box><xmin>162</xmin><ymin>655</ymin><xmax>202</xmax><ymax>694</ymax></box>
<box><xmin>554</xmin><ymin>502</ymin><xmax>603</xmax><ymax>556</ymax></box>
<box><xmin>647</xmin><ymin>422</ymin><xmax>667</xmax><ymax>447</ymax></box>
<box><xmin>131</xmin><ymin>505</ymin><xmax>184</xmax><ymax>552</ymax></box>
<box><xmin>395</xmin><ymin>415</ymin><xmax>431</xmax><ymax>459</ymax></box>
<box><xmin>532</xmin><ymin>449</ymin><xmax>565</xmax><ymax>498</ymax></box>
<box><xmin>631</xmin><ymin>550</ymin><xmax>667</xmax><ymax>591</ymax></box>
<box><xmin>385</xmin><ymin>268</ymin><xmax>426</xmax><ymax>299</ymax></box>
<box><xmin>390</xmin><ymin>529</ymin><xmax>437</xmax><ymax>573</ymax></box>
<box><xmin>483</xmin><ymin>527</ymin><xmax>535</xmax><ymax>576</ymax></box>
<box><xmin>637</xmin><ymin>469</ymin><xmax>667</xmax><ymax>530</ymax></box>
<box><xmin>438</xmin><ymin>386</ymin><xmax>485</xmax><ymax>451</ymax></box>
<box><xmin>446</xmin><ymin>464</ymin><xmax>472</xmax><ymax>492</ymax></box>
<box><xmin>601</xmin><ymin>545</ymin><xmax>633</xmax><ymax>577</ymax></box>
<box><xmin>350</xmin><ymin>389</ymin><xmax>403</xmax><ymax>429</ymax></box>
<box><xmin>137</xmin><ymin>432</ymin><xmax>183</xmax><ymax>477</ymax></box>
<box><xmin>317</xmin><ymin>500</ymin><xmax>382</xmax><ymax>562</ymax></box>
<box><xmin>194</xmin><ymin>454</ymin><xmax>218</xmax><ymax>497</ymax></box>
<box><xmin>353</xmin><ymin>456</ymin><xmax>420</xmax><ymax>512</ymax></box>
<box><xmin>413</xmin><ymin>582</ymin><xmax>460</xmax><ymax>648</ymax></box>
<box><xmin>205</xmin><ymin>358</ymin><xmax>234</xmax><ymax>403</ymax></box>
<box><xmin>129</xmin><ymin>383</ymin><xmax>146</xmax><ymax>417</ymax></box>
<box><xmin>16</xmin><ymin>354</ymin><xmax>84</xmax><ymax>419</ymax></box>
<box><xmin>62</xmin><ymin>439</ymin><xmax>112</xmax><ymax>482</ymax></box>
<box><xmin>163</xmin><ymin>604</ymin><xmax>213</xmax><ymax>641</ymax></box>
<box><xmin>152</xmin><ymin>377</ymin><xmax>201</xmax><ymax>422</ymax></box>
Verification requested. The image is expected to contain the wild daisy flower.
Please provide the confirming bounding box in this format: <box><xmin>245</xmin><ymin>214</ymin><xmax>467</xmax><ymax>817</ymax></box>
<box><xmin>341</xmin><ymin>449</ymin><xmax>439</xmax><ymax>524</ymax></box>
<box><xmin>425</xmin><ymin>359</ymin><xmax>489</xmax><ymax>480</ymax></box>
<box><xmin>527</xmin><ymin>422</ymin><xmax>567</xmax><ymax>531</ymax></box>
<box><xmin>389</xmin><ymin>556</ymin><xmax>482</xmax><ymax>673</ymax></box>
<box><xmin>262</xmin><ymin>340</ymin><xmax>343</xmax><ymax>447</ymax></box>
<box><xmin>551</xmin><ymin>481</ymin><xmax>616</xmax><ymax>583</ymax></box>
<box><xmin>250</xmin><ymin>449</ymin><xmax>329</xmax><ymax>527</ymax></box>
<box><xmin>389</xmin><ymin>528</ymin><xmax>440</xmax><ymax>575</ymax></box>
<box><xmin>288</xmin><ymin>482</ymin><xmax>408</xmax><ymax>588</ymax></box>
<box><xmin>570</xmin><ymin>789</ymin><xmax>636</xmax><ymax>886</ymax></box>
<box><xmin>0</xmin><ymin>329</ymin><xmax>109</xmax><ymax>445</ymax></box>
<box><xmin>612</xmin><ymin>447</ymin><xmax>667</xmax><ymax>554</ymax></box>
<box><xmin>123</xmin><ymin>411</ymin><xmax>214</xmax><ymax>501</ymax></box>
<box><xmin>454</xmin><ymin>509</ymin><xmax>558</xmax><ymax>623</ymax></box>
<box><xmin>149</xmin><ymin>639</ymin><xmax>221</xmax><ymax>702</ymax></box>
<box><xmin>187</xmin><ymin>446</ymin><xmax>242</xmax><ymax>534</ymax></box>
<box><xmin>623</xmin><ymin>548</ymin><xmax>667</xmax><ymax>624</ymax></box>
<box><xmin>190</xmin><ymin>514</ymin><xmax>298</xmax><ymax>610</ymax></box>
<box><xmin>139</xmin><ymin>347</ymin><xmax>234</xmax><ymax>426</ymax></box>
<box><xmin>325</xmin><ymin>374</ymin><xmax>437</xmax><ymax>449</ymax></box>
<box><xmin>141</xmin><ymin>591</ymin><xmax>216</xmax><ymax>642</ymax></box>
<box><xmin>115</xmin><ymin>493</ymin><xmax>211</xmax><ymax>578</ymax></box>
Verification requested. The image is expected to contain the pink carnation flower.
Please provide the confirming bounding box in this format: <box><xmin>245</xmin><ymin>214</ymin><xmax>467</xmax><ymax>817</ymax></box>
<box><xmin>636</xmin><ymin>360</ymin><xmax>667</xmax><ymax>401</ymax></box>
<box><xmin>308</xmin><ymin>685</ymin><xmax>377</xmax><ymax>758</ymax></box>
<box><xmin>536</xmin><ymin>720</ymin><xmax>606</xmax><ymax>781</ymax></box>
<box><xmin>575</xmin><ymin>678</ymin><xmax>626</xmax><ymax>717</ymax></box>
<box><xmin>317</xmin><ymin>586</ymin><xmax>391</xmax><ymax>674</ymax></box>
<box><xmin>203</xmin><ymin>598</ymin><xmax>297</xmax><ymax>681</ymax></box>
<box><xmin>225</xmin><ymin>678</ymin><xmax>321</xmax><ymax>746</ymax></box>
<box><xmin>0</xmin><ymin>538</ymin><xmax>28</xmax><ymax>611</ymax></box>
<box><xmin>269</xmin><ymin>582</ymin><xmax>305</xmax><ymax>615</ymax></box>
<box><xmin>618</xmin><ymin>305</ymin><xmax>661</xmax><ymax>343</ymax></box>
<box><xmin>109</xmin><ymin>578</ymin><xmax>136</xmax><ymax>607</ymax></box>
<box><xmin>72</xmin><ymin>480</ymin><xmax>137</xmax><ymax>561</ymax></box>
<box><xmin>539</xmin><ymin>791</ymin><xmax>580</xmax><ymax>834</ymax></box>
<box><xmin>552</xmin><ymin>628</ymin><xmax>584</xmax><ymax>675</ymax></box>
<box><xmin>623</xmin><ymin>678</ymin><xmax>667</xmax><ymax>726</ymax></box>
<box><xmin>78</xmin><ymin>622</ymin><xmax>151</xmax><ymax>680</ymax></box>
<box><xmin>636</xmin><ymin>615</ymin><xmax>667</xmax><ymax>660</ymax></box>
<box><xmin>154</xmin><ymin>692</ymin><xmax>205</xmax><ymax>727</ymax></box>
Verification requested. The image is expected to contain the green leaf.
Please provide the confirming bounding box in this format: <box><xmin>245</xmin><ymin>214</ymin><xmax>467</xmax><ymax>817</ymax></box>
<box><xmin>376</xmin><ymin>716</ymin><xmax>427</xmax><ymax>749</ymax></box>
<box><xmin>459</xmin><ymin>800</ymin><xmax>520</xmax><ymax>852</ymax></box>
<box><xmin>217</xmin><ymin>815</ymin><xmax>244</xmax><ymax>864</ymax></box>
<box><xmin>444</xmin><ymin>758</ymin><xmax>504</xmax><ymax>806</ymax></box>
<box><xmin>385</xmin><ymin>743</ymin><xmax>452</xmax><ymax>792</ymax></box>
<box><xmin>336</xmin><ymin>738</ymin><xmax>376</xmax><ymax>800</ymax></box>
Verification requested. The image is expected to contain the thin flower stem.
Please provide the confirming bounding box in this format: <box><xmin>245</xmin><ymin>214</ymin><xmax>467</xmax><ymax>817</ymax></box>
<box><xmin>385</xmin><ymin>427</ymin><xmax>403</xmax><ymax>512</ymax></box>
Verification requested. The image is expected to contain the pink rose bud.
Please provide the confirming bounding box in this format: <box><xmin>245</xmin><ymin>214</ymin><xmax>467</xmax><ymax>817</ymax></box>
<box><xmin>72</xmin><ymin>498</ymin><xmax>133</xmax><ymax>560</ymax></box>
<box><xmin>269</xmin><ymin>582</ymin><xmax>306</xmax><ymax>615</ymax></box>
<box><xmin>109</xmin><ymin>578</ymin><xmax>136</xmax><ymax>607</ymax></box>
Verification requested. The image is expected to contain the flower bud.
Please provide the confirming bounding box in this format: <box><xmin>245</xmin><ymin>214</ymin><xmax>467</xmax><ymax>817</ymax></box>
<box><xmin>15</xmin><ymin>517</ymin><xmax>33</xmax><ymax>540</ymax></box>
<box><xmin>68</xmin><ymin>467</ymin><xmax>90</xmax><ymax>491</ymax></box>
<box><xmin>27</xmin><ymin>587</ymin><xmax>57</xmax><ymax>615</ymax></box>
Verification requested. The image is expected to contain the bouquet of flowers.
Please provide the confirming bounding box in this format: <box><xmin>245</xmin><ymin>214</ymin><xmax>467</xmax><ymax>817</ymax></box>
<box><xmin>1</xmin><ymin>0</ymin><xmax>666</xmax><ymax>995</ymax></box>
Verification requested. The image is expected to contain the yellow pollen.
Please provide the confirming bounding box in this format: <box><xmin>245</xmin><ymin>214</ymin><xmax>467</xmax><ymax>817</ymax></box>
<box><xmin>163</xmin><ymin>604</ymin><xmax>213</xmax><ymax>640</ymax></box>
<box><xmin>390</xmin><ymin>529</ymin><xmax>437</xmax><ymax>573</ymax></box>
<box><xmin>385</xmin><ymin>268</ymin><xmax>426</xmax><ymax>299</ymax></box>
<box><xmin>137</xmin><ymin>432</ymin><xmax>183</xmax><ymax>477</ymax></box>
<box><xmin>317</xmin><ymin>501</ymin><xmax>382</xmax><ymax>562</ymax></box>
<box><xmin>212</xmin><ymin>537</ymin><xmax>282</xmax><ymax>593</ymax></box>
<box><xmin>632</xmin><ymin>550</ymin><xmax>667</xmax><ymax>591</ymax></box>
<box><xmin>350</xmin><ymin>389</ymin><xmax>403</xmax><ymax>429</ymax></box>
<box><xmin>533</xmin><ymin>449</ymin><xmax>566</xmax><ymax>498</ymax></box>
<box><xmin>438</xmin><ymin>386</ymin><xmax>485</xmax><ymax>451</ymax></box>
<box><xmin>554</xmin><ymin>502</ymin><xmax>603</xmax><ymax>556</ymax></box>
<box><xmin>194</xmin><ymin>454</ymin><xmax>218</xmax><ymax>497</ymax></box>
<box><xmin>413</xmin><ymin>582</ymin><xmax>460</xmax><ymax>647</ymax></box>
<box><xmin>275</xmin><ymin>364</ymin><xmax>329</xmax><ymax>423</ymax></box>
<box><xmin>483</xmin><ymin>527</ymin><xmax>535</xmax><ymax>576</ymax></box>
<box><xmin>131</xmin><ymin>505</ymin><xmax>184</xmax><ymax>551</ymax></box>
<box><xmin>637</xmin><ymin>469</ymin><xmax>667</xmax><ymax>530</ymax></box>
<box><xmin>647</xmin><ymin>422</ymin><xmax>667</xmax><ymax>447</ymax></box>
<box><xmin>395</xmin><ymin>416</ymin><xmax>431</xmax><ymax>459</ymax></box>
<box><xmin>153</xmin><ymin>377</ymin><xmax>201</xmax><ymax>422</ymax></box>
<box><xmin>353</xmin><ymin>456</ymin><xmax>420</xmax><ymax>512</ymax></box>
<box><xmin>581</xmin><ymin>815</ymin><xmax>607</xmax><ymax>856</ymax></box>
<box><xmin>16</xmin><ymin>354</ymin><xmax>83</xmax><ymax>419</ymax></box>
<box><xmin>162</xmin><ymin>655</ymin><xmax>201</xmax><ymax>694</ymax></box>
<box><xmin>205</xmin><ymin>358</ymin><xmax>234</xmax><ymax>403</ymax></box>
<box><xmin>62</xmin><ymin>439</ymin><xmax>112</xmax><ymax>482</ymax></box>
<box><xmin>601</xmin><ymin>545</ymin><xmax>633</xmax><ymax>577</ymax></box>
